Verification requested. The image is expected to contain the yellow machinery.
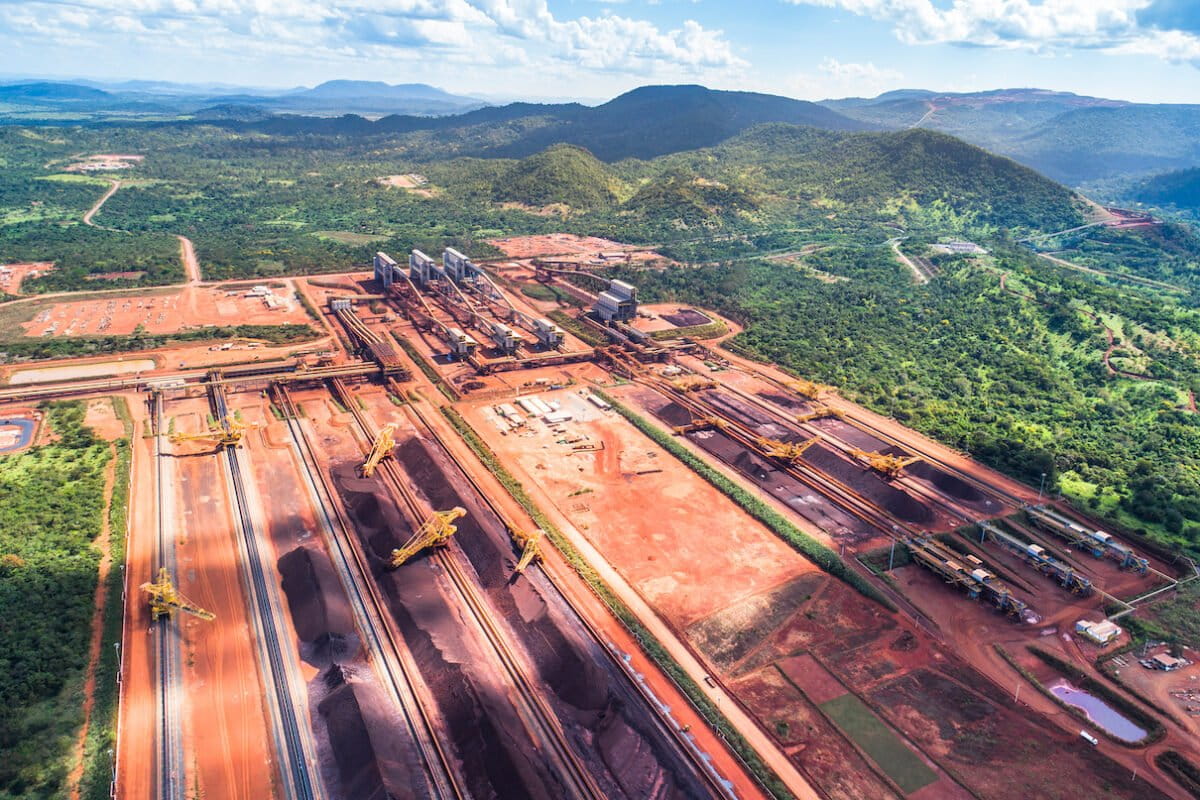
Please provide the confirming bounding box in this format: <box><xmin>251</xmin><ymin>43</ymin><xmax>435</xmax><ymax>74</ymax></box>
<box><xmin>851</xmin><ymin>448</ymin><xmax>922</xmax><ymax>478</ymax></box>
<box><xmin>795</xmin><ymin>405</ymin><xmax>844</xmax><ymax>423</ymax></box>
<box><xmin>672</xmin><ymin>416</ymin><xmax>726</xmax><ymax>435</ymax></box>
<box><xmin>390</xmin><ymin>507</ymin><xmax>467</xmax><ymax>568</ymax></box>
<box><xmin>169</xmin><ymin>415</ymin><xmax>247</xmax><ymax>449</ymax></box>
<box><xmin>670</xmin><ymin>375</ymin><xmax>717</xmax><ymax>392</ymax></box>
<box><xmin>361</xmin><ymin>423</ymin><xmax>397</xmax><ymax>477</ymax></box>
<box><xmin>785</xmin><ymin>379</ymin><xmax>825</xmax><ymax>399</ymax></box>
<box><xmin>140</xmin><ymin>567</ymin><xmax>216</xmax><ymax>621</ymax></box>
<box><xmin>756</xmin><ymin>436</ymin><xmax>820</xmax><ymax>464</ymax></box>
<box><xmin>510</xmin><ymin>527</ymin><xmax>543</xmax><ymax>573</ymax></box>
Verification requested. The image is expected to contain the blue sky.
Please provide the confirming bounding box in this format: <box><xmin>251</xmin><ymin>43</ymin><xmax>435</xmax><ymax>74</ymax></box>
<box><xmin>3</xmin><ymin>0</ymin><xmax>1200</xmax><ymax>103</ymax></box>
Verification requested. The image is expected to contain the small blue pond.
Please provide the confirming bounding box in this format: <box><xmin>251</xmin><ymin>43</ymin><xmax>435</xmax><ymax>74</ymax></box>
<box><xmin>0</xmin><ymin>417</ymin><xmax>35</xmax><ymax>454</ymax></box>
<box><xmin>1049</xmin><ymin>681</ymin><xmax>1147</xmax><ymax>742</ymax></box>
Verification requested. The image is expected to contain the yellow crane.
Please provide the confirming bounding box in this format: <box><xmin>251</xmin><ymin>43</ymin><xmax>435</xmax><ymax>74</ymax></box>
<box><xmin>670</xmin><ymin>375</ymin><xmax>717</xmax><ymax>392</ymax></box>
<box><xmin>509</xmin><ymin>527</ymin><xmax>543</xmax><ymax>573</ymax></box>
<box><xmin>169</xmin><ymin>415</ymin><xmax>247</xmax><ymax>449</ymax></box>
<box><xmin>785</xmin><ymin>379</ymin><xmax>825</xmax><ymax>399</ymax></box>
<box><xmin>390</xmin><ymin>507</ymin><xmax>467</xmax><ymax>568</ymax></box>
<box><xmin>756</xmin><ymin>436</ymin><xmax>821</xmax><ymax>464</ymax></box>
<box><xmin>361</xmin><ymin>423</ymin><xmax>397</xmax><ymax>477</ymax></box>
<box><xmin>795</xmin><ymin>404</ymin><xmax>844</xmax><ymax>423</ymax></box>
<box><xmin>140</xmin><ymin>567</ymin><xmax>216</xmax><ymax>621</ymax></box>
<box><xmin>851</xmin><ymin>448</ymin><xmax>922</xmax><ymax>478</ymax></box>
<box><xmin>672</xmin><ymin>416</ymin><xmax>726</xmax><ymax>435</ymax></box>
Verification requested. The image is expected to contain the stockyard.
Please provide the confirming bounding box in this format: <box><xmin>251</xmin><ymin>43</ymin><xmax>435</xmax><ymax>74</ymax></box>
<box><xmin>2</xmin><ymin>234</ymin><xmax>1197</xmax><ymax>800</ymax></box>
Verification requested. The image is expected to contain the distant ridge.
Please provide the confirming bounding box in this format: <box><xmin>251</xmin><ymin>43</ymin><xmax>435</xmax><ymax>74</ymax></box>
<box><xmin>822</xmin><ymin>88</ymin><xmax>1200</xmax><ymax>184</ymax></box>
<box><xmin>238</xmin><ymin>84</ymin><xmax>874</xmax><ymax>162</ymax></box>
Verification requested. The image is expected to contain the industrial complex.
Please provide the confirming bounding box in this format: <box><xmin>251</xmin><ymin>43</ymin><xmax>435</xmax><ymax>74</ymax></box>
<box><xmin>2</xmin><ymin>236</ymin><xmax>1197</xmax><ymax>800</ymax></box>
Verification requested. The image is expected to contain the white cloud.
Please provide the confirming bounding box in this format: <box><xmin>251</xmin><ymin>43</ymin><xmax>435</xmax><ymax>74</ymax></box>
<box><xmin>789</xmin><ymin>57</ymin><xmax>904</xmax><ymax>99</ymax></box>
<box><xmin>791</xmin><ymin>0</ymin><xmax>1200</xmax><ymax>65</ymax></box>
<box><xmin>0</xmin><ymin>0</ymin><xmax>743</xmax><ymax>81</ymax></box>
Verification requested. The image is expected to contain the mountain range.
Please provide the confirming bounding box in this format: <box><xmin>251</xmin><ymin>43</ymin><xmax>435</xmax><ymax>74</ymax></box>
<box><xmin>822</xmin><ymin>88</ymin><xmax>1200</xmax><ymax>186</ymax></box>
<box><xmin>4</xmin><ymin>78</ymin><xmax>1200</xmax><ymax>191</ymax></box>
<box><xmin>0</xmin><ymin>79</ymin><xmax>484</xmax><ymax>118</ymax></box>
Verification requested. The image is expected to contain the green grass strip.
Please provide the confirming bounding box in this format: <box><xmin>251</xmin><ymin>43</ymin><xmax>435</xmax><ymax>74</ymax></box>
<box><xmin>649</xmin><ymin>320</ymin><xmax>729</xmax><ymax>341</ymax></box>
<box><xmin>819</xmin><ymin>694</ymin><xmax>937</xmax><ymax>793</ymax></box>
<box><xmin>547</xmin><ymin>310</ymin><xmax>607</xmax><ymax>347</ymax></box>
<box><xmin>439</xmin><ymin>405</ymin><xmax>794</xmax><ymax>800</ymax></box>
<box><xmin>592</xmin><ymin>388</ymin><xmax>896</xmax><ymax>610</ymax></box>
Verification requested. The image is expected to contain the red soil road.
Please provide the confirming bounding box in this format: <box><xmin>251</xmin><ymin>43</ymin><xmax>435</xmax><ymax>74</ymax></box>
<box><xmin>171</xmin><ymin>412</ymin><xmax>278</xmax><ymax>800</ymax></box>
<box><xmin>115</xmin><ymin>395</ymin><xmax>158</xmax><ymax>800</ymax></box>
<box><xmin>178</xmin><ymin>236</ymin><xmax>201</xmax><ymax>284</ymax></box>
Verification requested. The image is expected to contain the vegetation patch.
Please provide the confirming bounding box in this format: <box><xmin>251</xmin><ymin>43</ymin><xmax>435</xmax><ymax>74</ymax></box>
<box><xmin>649</xmin><ymin>320</ymin><xmax>728</xmax><ymax>341</ymax></box>
<box><xmin>79</xmin><ymin>398</ymin><xmax>132</xmax><ymax>800</ymax></box>
<box><xmin>819</xmin><ymin>693</ymin><xmax>938</xmax><ymax>794</ymax></box>
<box><xmin>1156</xmin><ymin>750</ymin><xmax>1200</xmax><ymax>799</ymax></box>
<box><xmin>547</xmin><ymin>310</ymin><xmax>606</xmax><ymax>346</ymax></box>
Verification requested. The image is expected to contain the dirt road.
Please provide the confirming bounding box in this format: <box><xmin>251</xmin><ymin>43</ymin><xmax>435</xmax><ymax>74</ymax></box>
<box><xmin>889</xmin><ymin>238</ymin><xmax>929</xmax><ymax>284</ymax></box>
<box><xmin>178</xmin><ymin>236</ymin><xmax>201</xmax><ymax>284</ymax></box>
<box><xmin>83</xmin><ymin>180</ymin><xmax>121</xmax><ymax>227</ymax></box>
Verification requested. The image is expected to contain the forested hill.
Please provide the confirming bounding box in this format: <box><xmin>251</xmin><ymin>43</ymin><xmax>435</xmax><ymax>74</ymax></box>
<box><xmin>419</xmin><ymin>123</ymin><xmax>1083</xmax><ymax>234</ymax></box>
<box><xmin>649</xmin><ymin>124</ymin><xmax>1086</xmax><ymax>232</ymax></box>
<box><xmin>1135</xmin><ymin>168</ymin><xmax>1200</xmax><ymax>214</ymax></box>
<box><xmin>240</xmin><ymin>84</ymin><xmax>873</xmax><ymax>161</ymax></box>
<box><xmin>823</xmin><ymin>89</ymin><xmax>1200</xmax><ymax>185</ymax></box>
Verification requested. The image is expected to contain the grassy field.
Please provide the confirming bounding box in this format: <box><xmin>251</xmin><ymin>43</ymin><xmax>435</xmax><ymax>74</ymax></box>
<box><xmin>311</xmin><ymin>230</ymin><xmax>391</xmax><ymax>245</ymax></box>
<box><xmin>819</xmin><ymin>693</ymin><xmax>938</xmax><ymax>794</ymax></box>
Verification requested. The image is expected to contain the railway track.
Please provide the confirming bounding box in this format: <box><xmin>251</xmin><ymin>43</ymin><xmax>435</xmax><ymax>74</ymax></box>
<box><xmin>733</xmin><ymin>374</ymin><xmax>1027</xmax><ymax>508</ymax></box>
<box><xmin>210</xmin><ymin>383</ymin><xmax>323</xmax><ymax>800</ymax></box>
<box><xmin>271</xmin><ymin>384</ymin><xmax>466</xmax><ymax>800</ymax></box>
<box><xmin>327</xmin><ymin>378</ymin><xmax>608</xmax><ymax>800</ymax></box>
<box><xmin>151</xmin><ymin>392</ymin><xmax>185</xmax><ymax>800</ymax></box>
<box><xmin>391</xmin><ymin>380</ymin><xmax>740</xmax><ymax>800</ymax></box>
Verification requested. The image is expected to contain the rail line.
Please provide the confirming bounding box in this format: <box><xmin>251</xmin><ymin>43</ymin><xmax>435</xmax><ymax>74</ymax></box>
<box><xmin>328</xmin><ymin>378</ymin><xmax>609</xmax><ymax>800</ymax></box>
<box><xmin>151</xmin><ymin>392</ymin><xmax>185</xmax><ymax>800</ymax></box>
<box><xmin>389</xmin><ymin>379</ymin><xmax>740</xmax><ymax>800</ymax></box>
<box><xmin>271</xmin><ymin>384</ymin><xmax>466</xmax><ymax>800</ymax></box>
<box><xmin>738</xmin><ymin>374</ymin><xmax>1027</xmax><ymax>508</ymax></box>
<box><xmin>210</xmin><ymin>382</ymin><xmax>322</xmax><ymax>800</ymax></box>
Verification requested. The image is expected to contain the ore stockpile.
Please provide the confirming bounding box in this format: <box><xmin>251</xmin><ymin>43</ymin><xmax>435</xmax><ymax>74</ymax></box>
<box><xmin>329</xmin><ymin>431</ymin><xmax>711</xmax><ymax>800</ymax></box>
<box><xmin>270</xmin><ymin>487</ymin><xmax>424</xmax><ymax>799</ymax></box>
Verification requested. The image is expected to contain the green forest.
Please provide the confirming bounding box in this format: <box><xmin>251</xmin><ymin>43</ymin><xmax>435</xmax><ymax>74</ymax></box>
<box><xmin>0</xmin><ymin>118</ymin><xmax>1082</xmax><ymax>286</ymax></box>
<box><xmin>0</xmin><ymin>402</ymin><xmax>114</xmax><ymax>799</ymax></box>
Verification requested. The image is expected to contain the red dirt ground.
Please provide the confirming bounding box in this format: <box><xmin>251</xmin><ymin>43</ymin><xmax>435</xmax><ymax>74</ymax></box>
<box><xmin>18</xmin><ymin>282</ymin><xmax>309</xmax><ymax>337</ymax></box>
<box><xmin>487</xmin><ymin>233</ymin><xmax>657</xmax><ymax>260</ymax></box>
<box><xmin>0</xmin><ymin>261</ymin><xmax>52</xmax><ymax>294</ymax></box>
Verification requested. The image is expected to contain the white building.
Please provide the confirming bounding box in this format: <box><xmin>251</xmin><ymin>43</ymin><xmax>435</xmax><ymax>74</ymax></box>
<box><xmin>1076</xmin><ymin>619</ymin><xmax>1122</xmax><ymax>645</ymax></box>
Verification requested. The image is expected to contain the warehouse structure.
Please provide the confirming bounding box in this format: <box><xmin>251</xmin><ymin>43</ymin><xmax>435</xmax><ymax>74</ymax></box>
<box><xmin>594</xmin><ymin>279</ymin><xmax>638</xmax><ymax>322</ymax></box>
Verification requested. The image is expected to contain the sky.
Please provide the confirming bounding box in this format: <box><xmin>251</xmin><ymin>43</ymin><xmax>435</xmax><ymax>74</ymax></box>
<box><xmin>3</xmin><ymin>0</ymin><xmax>1200</xmax><ymax>103</ymax></box>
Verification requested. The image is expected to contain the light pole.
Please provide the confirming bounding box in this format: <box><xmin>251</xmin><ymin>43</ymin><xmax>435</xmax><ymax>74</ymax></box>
<box><xmin>1037</xmin><ymin>472</ymin><xmax>1047</xmax><ymax>504</ymax></box>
